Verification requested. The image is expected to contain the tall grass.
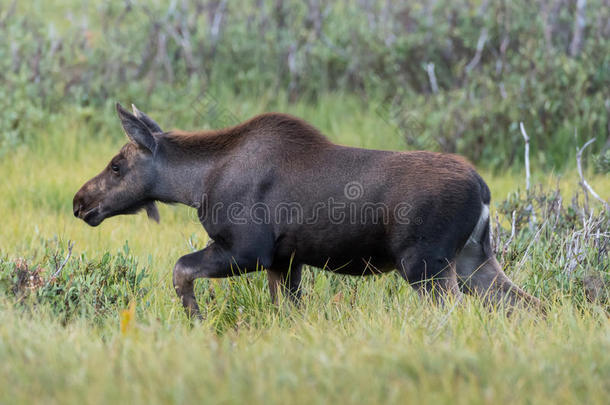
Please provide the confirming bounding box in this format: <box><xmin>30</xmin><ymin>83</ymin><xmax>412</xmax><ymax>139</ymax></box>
<box><xmin>0</xmin><ymin>94</ymin><xmax>608</xmax><ymax>403</ymax></box>
<box><xmin>1</xmin><ymin>281</ymin><xmax>610</xmax><ymax>404</ymax></box>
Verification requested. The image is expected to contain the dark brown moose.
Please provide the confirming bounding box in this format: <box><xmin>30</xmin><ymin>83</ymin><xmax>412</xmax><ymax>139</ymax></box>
<box><xmin>73</xmin><ymin>103</ymin><xmax>540</xmax><ymax>317</ymax></box>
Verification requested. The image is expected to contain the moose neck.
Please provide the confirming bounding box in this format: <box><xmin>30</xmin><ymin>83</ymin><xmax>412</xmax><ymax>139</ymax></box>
<box><xmin>151</xmin><ymin>142</ymin><xmax>218</xmax><ymax>208</ymax></box>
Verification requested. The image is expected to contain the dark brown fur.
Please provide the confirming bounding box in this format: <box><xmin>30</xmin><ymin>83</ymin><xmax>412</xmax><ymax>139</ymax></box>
<box><xmin>73</xmin><ymin>104</ymin><xmax>540</xmax><ymax>318</ymax></box>
<box><xmin>165</xmin><ymin>113</ymin><xmax>329</xmax><ymax>152</ymax></box>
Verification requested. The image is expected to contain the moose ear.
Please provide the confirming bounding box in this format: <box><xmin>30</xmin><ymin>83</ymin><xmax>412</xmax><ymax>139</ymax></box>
<box><xmin>116</xmin><ymin>102</ymin><xmax>157</xmax><ymax>153</ymax></box>
<box><xmin>132</xmin><ymin>104</ymin><xmax>163</xmax><ymax>133</ymax></box>
<box><xmin>145</xmin><ymin>201</ymin><xmax>160</xmax><ymax>223</ymax></box>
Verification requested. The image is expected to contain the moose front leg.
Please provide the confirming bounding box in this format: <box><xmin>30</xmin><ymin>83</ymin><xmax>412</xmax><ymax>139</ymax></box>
<box><xmin>172</xmin><ymin>242</ymin><xmax>251</xmax><ymax>319</ymax></box>
<box><xmin>267</xmin><ymin>265</ymin><xmax>303</xmax><ymax>305</ymax></box>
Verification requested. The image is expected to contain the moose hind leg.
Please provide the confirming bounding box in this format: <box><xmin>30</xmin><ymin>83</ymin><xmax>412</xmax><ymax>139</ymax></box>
<box><xmin>455</xmin><ymin>242</ymin><xmax>540</xmax><ymax>309</ymax></box>
<box><xmin>397</xmin><ymin>248</ymin><xmax>461</xmax><ymax>304</ymax></box>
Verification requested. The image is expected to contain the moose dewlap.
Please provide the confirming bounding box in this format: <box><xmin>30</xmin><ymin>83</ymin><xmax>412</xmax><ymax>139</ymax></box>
<box><xmin>73</xmin><ymin>103</ymin><xmax>539</xmax><ymax>318</ymax></box>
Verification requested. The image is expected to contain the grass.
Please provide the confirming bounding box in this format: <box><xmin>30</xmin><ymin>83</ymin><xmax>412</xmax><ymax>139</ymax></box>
<box><xmin>0</xmin><ymin>94</ymin><xmax>609</xmax><ymax>404</ymax></box>
<box><xmin>1</xmin><ymin>298</ymin><xmax>609</xmax><ymax>404</ymax></box>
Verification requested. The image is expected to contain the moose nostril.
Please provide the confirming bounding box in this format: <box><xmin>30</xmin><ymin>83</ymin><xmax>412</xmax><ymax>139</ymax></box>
<box><xmin>73</xmin><ymin>203</ymin><xmax>82</xmax><ymax>218</ymax></box>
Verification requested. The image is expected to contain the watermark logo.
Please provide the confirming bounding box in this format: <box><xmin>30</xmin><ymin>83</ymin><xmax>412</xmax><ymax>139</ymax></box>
<box><xmin>189</xmin><ymin>181</ymin><xmax>420</xmax><ymax>226</ymax></box>
<box><xmin>344</xmin><ymin>181</ymin><xmax>364</xmax><ymax>200</ymax></box>
<box><xmin>190</xmin><ymin>91</ymin><xmax>240</xmax><ymax>129</ymax></box>
<box><xmin>375</xmin><ymin>99</ymin><xmax>424</xmax><ymax>146</ymax></box>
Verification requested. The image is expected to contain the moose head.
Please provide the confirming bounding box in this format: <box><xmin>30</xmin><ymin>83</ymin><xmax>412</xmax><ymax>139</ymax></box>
<box><xmin>73</xmin><ymin>103</ymin><xmax>162</xmax><ymax>226</ymax></box>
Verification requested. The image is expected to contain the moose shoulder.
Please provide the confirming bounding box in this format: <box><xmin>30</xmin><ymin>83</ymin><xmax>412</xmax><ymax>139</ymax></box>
<box><xmin>73</xmin><ymin>103</ymin><xmax>540</xmax><ymax>318</ymax></box>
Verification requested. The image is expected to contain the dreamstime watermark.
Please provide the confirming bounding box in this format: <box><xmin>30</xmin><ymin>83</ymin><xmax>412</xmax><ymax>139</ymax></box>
<box><xmin>187</xmin><ymin>181</ymin><xmax>422</xmax><ymax>226</ymax></box>
<box><xmin>375</xmin><ymin>98</ymin><xmax>424</xmax><ymax>145</ymax></box>
<box><xmin>160</xmin><ymin>80</ymin><xmax>241</xmax><ymax>130</ymax></box>
<box><xmin>189</xmin><ymin>90</ymin><xmax>240</xmax><ymax>129</ymax></box>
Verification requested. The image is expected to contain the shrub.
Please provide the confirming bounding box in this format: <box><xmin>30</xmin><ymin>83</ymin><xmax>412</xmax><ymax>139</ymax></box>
<box><xmin>494</xmin><ymin>185</ymin><xmax>609</xmax><ymax>304</ymax></box>
<box><xmin>1</xmin><ymin>0</ymin><xmax>608</xmax><ymax>168</ymax></box>
<box><xmin>0</xmin><ymin>241</ymin><xmax>148</xmax><ymax>324</ymax></box>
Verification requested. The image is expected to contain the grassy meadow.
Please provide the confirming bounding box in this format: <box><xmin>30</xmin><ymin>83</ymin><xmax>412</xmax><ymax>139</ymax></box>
<box><xmin>1</xmin><ymin>94</ymin><xmax>609</xmax><ymax>404</ymax></box>
<box><xmin>2</xmin><ymin>0</ymin><xmax>610</xmax><ymax>403</ymax></box>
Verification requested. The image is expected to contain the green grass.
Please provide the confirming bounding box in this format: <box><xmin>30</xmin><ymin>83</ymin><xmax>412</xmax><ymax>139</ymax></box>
<box><xmin>1</xmin><ymin>296</ymin><xmax>609</xmax><ymax>404</ymax></box>
<box><xmin>1</xmin><ymin>95</ymin><xmax>609</xmax><ymax>404</ymax></box>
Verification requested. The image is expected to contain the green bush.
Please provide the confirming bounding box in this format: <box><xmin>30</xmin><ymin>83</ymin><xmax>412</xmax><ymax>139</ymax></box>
<box><xmin>594</xmin><ymin>149</ymin><xmax>610</xmax><ymax>173</ymax></box>
<box><xmin>0</xmin><ymin>241</ymin><xmax>148</xmax><ymax>324</ymax></box>
<box><xmin>0</xmin><ymin>0</ymin><xmax>608</xmax><ymax>168</ymax></box>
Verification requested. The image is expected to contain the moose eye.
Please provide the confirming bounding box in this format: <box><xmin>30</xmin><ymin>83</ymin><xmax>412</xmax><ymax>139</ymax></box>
<box><xmin>111</xmin><ymin>163</ymin><xmax>120</xmax><ymax>174</ymax></box>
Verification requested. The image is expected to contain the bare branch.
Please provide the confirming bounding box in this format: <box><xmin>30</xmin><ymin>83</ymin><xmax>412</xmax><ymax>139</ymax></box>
<box><xmin>520</xmin><ymin>122</ymin><xmax>537</xmax><ymax>228</ymax></box>
<box><xmin>569</xmin><ymin>0</ymin><xmax>587</xmax><ymax>57</ymax></box>
<box><xmin>576</xmin><ymin>138</ymin><xmax>609</xmax><ymax>211</ymax></box>
<box><xmin>519</xmin><ymin>122</ymin><xmax>531</xmax><ymax>192</ymax></box>
<box><xmin>47</xmin><ymin>241</ymin><xmax>74</xmax><ymax>285</ymax></box>
<box><xmin>504</xmin><ymin>210</ymin><xmax>517</xmax><ymax>251</ymax></box>
<box><xmin>465</xmin><ymin>27</ymin><xmax>488</xmax><ymax>73</ymax></box>
<box><xmin>210</xmin><ymin>0</ymin><xmax>228</xmax><ymax>41</ymax></box>
<box><xmin>424</xmin><ymin>63</ymin><xmax>439</xmax><ymax>94</ymax></box>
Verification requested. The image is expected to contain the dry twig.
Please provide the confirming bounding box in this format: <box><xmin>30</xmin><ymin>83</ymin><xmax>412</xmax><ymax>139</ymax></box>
<box><xmin>576</xmin><ymin>138</ymin><xmax>609</xmax><ymax>212</ymax></box>
<box><xmin>519</xmin><ymin>122</ymin><xmax>531</xmax><ymax>192</ymax></box>
<box><xmin>425</xmin><ymin>63</ymin><xmax>439</xmax><ymax>94</ymax></box>
<box><xmin>502</xmin><ymin>210</ymin><xmax>517</xmax><ymax>260</ymax></box>
<box><xmin>465</xmin><ymin>27</ymin><xmax>488</xmax><ymax>73</ymax></box>
<box><xmin>47</xmin><ymin>241</ymin><xmax>74</xmax><ymax>285</ymax></box>
<box><xmin>519</xmin><ymin>122</ymin><xmax>537</xmax><ymax>227</ymax></box>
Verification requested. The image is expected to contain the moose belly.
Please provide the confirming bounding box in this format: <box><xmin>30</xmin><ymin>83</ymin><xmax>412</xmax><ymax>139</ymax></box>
<box><xmin>274</xmin><ymin>222</ymin><xmax>395</xmax><ymax>275</ymax></box>
<box><xmin>317</xmin><ymin>256</ymin><xmax>395</xmax><ymax>275</ymax></box>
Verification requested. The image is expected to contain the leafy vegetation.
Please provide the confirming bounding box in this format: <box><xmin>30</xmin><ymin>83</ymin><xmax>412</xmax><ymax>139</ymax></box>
<box><xmin>0</xmin><ymin>241</ymin><xmax>148</xmax><ymax>324</ymax></box>
<box><xmin>1</xmin><ymin>0</ymin><xmax>609</xmax><ymax>168</ymax></box>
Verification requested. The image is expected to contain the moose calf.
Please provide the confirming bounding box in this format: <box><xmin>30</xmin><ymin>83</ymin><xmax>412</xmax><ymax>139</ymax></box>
<box><xmin>74</xmin><ymin>103</ymin><xmax>540</xmax><ymax>317</ymax></box>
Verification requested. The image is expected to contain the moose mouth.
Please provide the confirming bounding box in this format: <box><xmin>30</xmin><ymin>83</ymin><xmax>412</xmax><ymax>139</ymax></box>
<box><xmin>80</xmin><ymin>205</ymin><xmax>104</xmax><ymax>227</ymax></box>
<box><xmin>76</xmin><ymin>200</ymin><xmax>154</xmax><ymax>227</ymax></box>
